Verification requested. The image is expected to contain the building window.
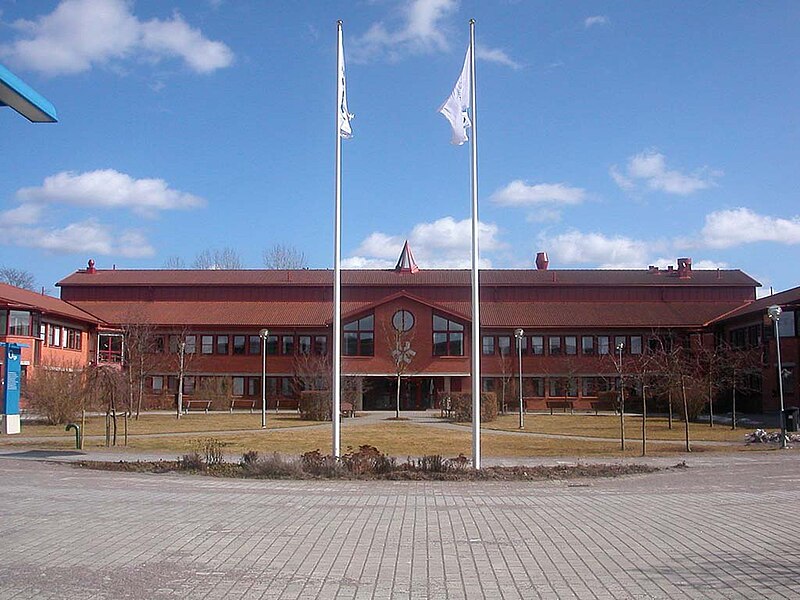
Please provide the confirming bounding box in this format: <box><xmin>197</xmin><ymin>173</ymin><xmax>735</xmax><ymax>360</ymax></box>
<box><xmin>216</xmin><ymin>335</ymin><xmax>229</xmax><ymax>355</ymax></box>
<box><xmin>247</xmin><ymin>377</ymin><xmax>260</xmax><ymax>397</ymax></box>
<box><xmin>482</xmin><ymin>336</ymin><xmax>495</xmax><ymax>355</ymax></box>
<box><xmin>265</xmin><ymin>334</ymin><xmax>278</xmax><ymax>355</ymax></box>
<box><xmin>392</xmin><ymin>309</ymin><xmax>415</xmax><ymax>332</ymax></box>
<box><xmin>548</xmin><ymin>336</ymin><xmax>562</xmax><ymax>356</ymax></box>
<box><xmin>778</xmin><ymin>311</ymin><xmax>796</xmax><ymax>337</ymax></box>
<box><xmin>281</xmin><ymin>335</ymin><xmax>295</xmax><ymax>355</ymax></box>
<box><xmin>66</xmin><ymin>328</ymin><xmax>81</xmax><ymax>350</ymax></box>
<box><xmin>481</xmin><ymin>378</ymin><xmax>496</xmax><ymax>392</ymax></box>
<box><xmin>432</xmin><ymin>315</ymin><xmax>464</xmax><ymax>356</ymax></box>
<box><xmin>0</xmin><ymin>311</ymin><xmax>5</xmax><ymax>335</ymax></box>
<box><xmin>184</xmin><ymin>335</ymin><xmax>196</xmax><ymax>354</ymax></box>
<box><xmin>232</xmin><ymin>377</ymin><xmax>245</xmax><ymax>396</ymax></box>
<box><xmin>8</xmin><ymin>310</ymin><xmax>31</xmax><ymax>336</ymax></box>
<box><xmin>152</xmin><ymin>376</ymin><xmax>164</xmax><ymax>393</ymax></box>
<box><xmin>565</xmin><ymin>336</ymin><xmax>577</xmax><ymax>355</ymax></box>
<box><xmin>167</xmin><ymin>376</ymin><xmax>178</xmax><ymax>392</ymax></box>
<box><xmin>232</xmin><ymin>335</ymin><xmax>246</xmax><ymax>355</ymax></box>
<box><xmin>530</xmin><ymin>336</ymin><xmax>544</xmax><ymax>355</ymax></box>
<box><xmin>201</xmin><ymin>335</ymin><xmax>214</xmax><ymax>354</ymax></box>
<box><xmin>523</xmin><ymin>377</ymin><xmax>544</xmax><ymax>397</ymax></box>
<box><xmin>314</xmin><ymin>335</ymin><xmax>328</xmax><ymax>355</ymax></box>
<box><xmin>598</xmin><ymin>336</ymin><xmax>610</xmax><ymax>355</ymax></box>
<box><xmin>582</xmin><ymin>336</ymin><xmax>595</xmax><ymax>355</ymax></box>
<box><xmin>154</xmin><ymin>336</ymin><xmax>165</xmax><ymax>353</ymax></box>
<box><xmin>183</xmin><ymin>377</ymin><xmax>196</xmax><ymax>394</ymax></box>
<box><xmin>548</xmin><ymin>378</ymin><xmax>565</xmax><ymax>397</ymax></box>
<box><xmin>516</xmin><ymin>335</ymin><xmax>528</xmax><ymax>354</ymax></box>
<box><xmin>614</xmin><ymin>336</ymin><xmax>626</xmax><ymax>353</ymax></box>
<box><xmin>630</xmin><ymin>336</ymin><xmax>642</xmax><ymax>355</ymax></box>
<box><xmin>98</xmin><ymin>333</ymin><xmax>123</xmax><ymax>363</ymax></box>
<box><xmin>298</xmin><ymin>335</ymin><xmax>312</xmax><ymax>355</ymax></box>
<box><xmin>498</xmin><ymin>336</ymin><xmax>512</xmax><ymax>356</ymax></box>
<box><xmin>248</xmin><ymin>335</ymin><xmax>261</xmax><ymax>354</ymax></box>
<box><xmin>343</xmin><ymin>314</ymin><xmax>374</xmax><ymax>356</ymax></box>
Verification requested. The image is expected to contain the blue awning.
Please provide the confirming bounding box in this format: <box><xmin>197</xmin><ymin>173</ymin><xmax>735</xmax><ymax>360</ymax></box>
<box><xmin>0</xmin><ymin>62</ymin><xmax>58</xmax><ymax>123</ymax></box>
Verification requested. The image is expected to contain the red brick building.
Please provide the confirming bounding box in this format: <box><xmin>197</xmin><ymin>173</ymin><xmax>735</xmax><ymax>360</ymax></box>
<box><xmin>51</xmin><ymin>251</ymin><xmax>766</xmax><ymax>413</ymax></box>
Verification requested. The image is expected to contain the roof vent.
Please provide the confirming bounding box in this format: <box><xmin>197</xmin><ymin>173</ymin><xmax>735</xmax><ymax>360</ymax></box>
<box><xmin>395</xmin><ymin>240</ymin><xmax>419</xmax><ymax>273</ymax></box>
<box><xmin>535</xmin><ymin>251</ymin><xmax>549</xmax><ymax>270</ymax></box>
<box><xmin>86</xmin><ymin>259</ymin><xmax>96</xmax><ymax>274</ymax></box>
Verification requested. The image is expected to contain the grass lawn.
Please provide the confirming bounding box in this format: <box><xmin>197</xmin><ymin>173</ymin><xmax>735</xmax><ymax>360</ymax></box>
<box><xmin>484</xmin><ymin>413</ymin><xmax>751</xmax><ymax>443</ymax></box>
<box><xmin>0</xmin><ymin>416</ymin><xmax>765</xmax><ymax>458</ymax></box>
<box><xmin>6</xmin><ymin>411</ymin><xmax>312</xmax><ymax>439</ymax></box>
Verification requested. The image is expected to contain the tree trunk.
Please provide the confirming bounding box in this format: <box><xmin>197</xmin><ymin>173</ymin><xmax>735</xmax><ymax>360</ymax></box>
<box><xmin>731</xmin><ymin>377</ymin><xmax>737</xmax><ymax>431</ymax></box>
<box><xmin>395</xmin><ymin>374</ymin><xmax>401</xmax><ymax>419</ymax></box>
<box><xmin>619</xmin><ymin>382</ymin><xmax>626</xmax><ymax>451</ymax></box>
<box><xmin>641</xmin><ymin>386</ymin><xmax>647</xmax><ymax>457</ymax></box>
<box><xmin>681</xmin><ymin>376</ymin><xmax>691</xmax><ymax>452</ymax></box>
<box><xmin>708</xmin><ymin>379</ymin><xmax>714</xmax><ymax>428</ymax></box>
<box><xmin>668</xmin><ymin>388</ymin><xmax>673</xmax><ymax>430</ymax></box>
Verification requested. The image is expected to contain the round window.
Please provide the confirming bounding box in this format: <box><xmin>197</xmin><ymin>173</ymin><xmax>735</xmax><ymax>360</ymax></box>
<box><xmin>392</xmin><ymin>309</ymin><xmax>415</xmax><ymax>332</ymax></box>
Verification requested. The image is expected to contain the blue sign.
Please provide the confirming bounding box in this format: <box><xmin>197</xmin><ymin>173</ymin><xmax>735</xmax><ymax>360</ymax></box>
<box><xmin>2</xmin><ymin>343</ymin><xmax>24</xmax><ymax>416</ymax></box>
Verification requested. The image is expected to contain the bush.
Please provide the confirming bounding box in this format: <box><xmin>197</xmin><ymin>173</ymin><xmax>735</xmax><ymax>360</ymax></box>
<box><xmin>299</xmin><ymin>389</ymin><xmax>359</xmax><ymax>421</ymax></box>
<box><xmin>448</xmin><ymin>392</ymin><xmax>498</xmax><ymax>423</ymax></box>
<box><xmin>23</xmin><ymin>362</ymin><xmax>89</xmax><ymax>424</ymax></box>
<box><xmin>239</xmin><ymin>452</ymin><xmax>304</xmax><ymax>478</ymax></box>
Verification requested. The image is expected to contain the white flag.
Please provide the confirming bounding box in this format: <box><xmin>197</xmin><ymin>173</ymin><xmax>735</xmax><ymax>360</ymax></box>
<box><xmin>338</xmin><ymin>32</ymin><xmax>353</xmax><ymax>139</ymax></box>
<box><xmin>439</xmin><ymin>45</ymin><xmax>471</xmax><ymax>145</ymax></box>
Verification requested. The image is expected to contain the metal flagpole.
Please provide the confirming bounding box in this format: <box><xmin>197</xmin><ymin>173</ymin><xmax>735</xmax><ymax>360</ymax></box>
<box><xmin>468</xmin><ymin>19</ymin><xmax>481</xmax><ymax>470</ymax></box>
<box><xmin>333</xmin><ymin>20</ymin><xmax>344</xmax><ymax>459</ymax></box>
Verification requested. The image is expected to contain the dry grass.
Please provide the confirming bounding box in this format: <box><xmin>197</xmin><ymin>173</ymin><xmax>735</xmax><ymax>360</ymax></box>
<box><xmin>9</xmin><ymin>412</ymin><xmax>310</xmax><ymax>438</ymax></box>
<box><xmin>485</xmin><ymin>413</ymin><xmax>751</xmax><ymax>443</ymax></box>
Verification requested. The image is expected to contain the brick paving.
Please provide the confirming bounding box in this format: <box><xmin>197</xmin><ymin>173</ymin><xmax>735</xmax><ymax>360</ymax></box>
<box><xmin>0</xmin><ymin>450</ymin><xmax>799</xmax><ymax>599</ymax></box>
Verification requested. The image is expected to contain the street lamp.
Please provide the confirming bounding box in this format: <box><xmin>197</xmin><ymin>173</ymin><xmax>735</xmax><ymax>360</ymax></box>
<box><xmin>514</xmin><ymin>328</ymin><xmax>525</xmax><ymax>429</ymax></box>
<box><xmin>617</xmin><ymin>341</ymin><xmax>625</xmax><ymax>451</ymax></box>
<box><xmin>259</xmin><ymin>328</ymin><xmax>270</xmax><ymax>429</ymax></box>
<box><xmin>176</xmin><ymin>341</ymin><xmax>186</xmax><ymax>419</ymax></box>
<box><xmin>767</xmin><ymin>306</ymin><xmax>787</xmax><ymax>449</ymax></box>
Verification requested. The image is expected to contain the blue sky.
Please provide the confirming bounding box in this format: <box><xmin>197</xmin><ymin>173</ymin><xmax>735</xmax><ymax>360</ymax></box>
<box><xmin>1</xmin><ymin>0</ymin><xmax>799</xmax><ymax>296</ymax></box>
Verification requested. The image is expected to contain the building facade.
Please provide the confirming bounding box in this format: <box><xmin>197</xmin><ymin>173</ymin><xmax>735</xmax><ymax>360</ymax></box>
<box><xmin>48</xmin><ymin>250</ymin><xmax>772</xmax><ymax>413</ymax></box>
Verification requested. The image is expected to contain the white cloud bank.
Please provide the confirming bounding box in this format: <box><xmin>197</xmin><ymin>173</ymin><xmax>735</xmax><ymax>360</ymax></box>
<box><xmin>610</xmin><ymin>149</ymin><xmax>720</xmax><ymax>196</ymax></box>
<box><xmin>17</xmin><ymin>169</ymin><xmax>205</xmax><ymax>216</ymax></box>
<box><xmin>1</xmin><ymin>220</ymin><xmax>155</xmax><ymax>258</ymax></box>
<box><xmin>490</xmin><ymin>181</ymin><xmax>586</xmax><ymax>207</ymax></box>
<box><xmin>584</xmin><ymin>16</ymin><xmax>609</xmax><ymax>29</ymax></box>
<box><xmin>0</xmin><ymin>0</ymin><xmax>233</xmax><ymax>76</ymax></box>
<box><xmin>344</xmin><ymin>216</ymin><xmax>503</xmax><ymax>269</ymax></box>
<box><xmin>700</xmin><ymin>207</ymin><xmax>800</xmax><ymax>248</ymax></box>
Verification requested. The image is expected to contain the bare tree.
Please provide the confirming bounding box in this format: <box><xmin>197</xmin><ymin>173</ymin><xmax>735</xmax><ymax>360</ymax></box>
<box><xmin>163</xmin><ymin>255</ymin><xmax>186</xmax><ymax>269</ymax></box>
<box><xmin>263</xmin><ymin>244</ymin><xmax>308</xmax><ymax>269</ymax></box>
<box><xmin>120</xmin><ymin>311</ymin><xmax>159</xmax><ymax>419</ymax></box>
<box><xmin>388</xmin><ymin>326</ymin><xmax>416</xmax><ymax>419</ymax></box>
<box><xmin>193</xmin><ymin>247</ymin><xmax>242</xmax><ymax>269</ymax></box>
<box><xmin>0</xmin><ymin>267</ymin><xmax>36</xmax><ymax>290</ymax></box>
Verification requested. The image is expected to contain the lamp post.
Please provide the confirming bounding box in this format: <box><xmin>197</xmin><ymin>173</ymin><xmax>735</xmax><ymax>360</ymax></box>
<box><xmin>259</xmin><ymin>328</ymin><xmax>270</xmax><ymax>429</ymax></box>
<box><xmin>176</xmin><ymin>341</ymin><xmax>185</xmax><ymax>419</ymax></box>
<box><xmin>514</xmin><ymin>328</ymin><xmax>525</xmax><ymax>429</ymax></box>
<box><xmin>767</xmin><ymin>306</ymin><xmax>786</xmax><ymax>449</ymax></box>
<box><xmin>617</xmin><ymin>341</ymin><xmax>625</xmax><ymax>451</ymax></box>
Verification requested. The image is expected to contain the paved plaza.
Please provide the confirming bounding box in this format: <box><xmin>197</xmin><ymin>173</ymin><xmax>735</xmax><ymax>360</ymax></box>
<box><xmin>0</xmin><ymin>450</ymin><xmax>798</xmax><ymax>599</ymax></box>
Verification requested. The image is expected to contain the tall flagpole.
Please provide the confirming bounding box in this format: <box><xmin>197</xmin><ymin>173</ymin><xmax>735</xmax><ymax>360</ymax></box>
<box><xmin>468</xmin><ymin>19</ymin><xmax>481</xmax><ymax>470</ymax></box>
<box><xmin>333</xmin><ymin>20</ymin><xmax>344</xmax><ymax>459</ymax></box>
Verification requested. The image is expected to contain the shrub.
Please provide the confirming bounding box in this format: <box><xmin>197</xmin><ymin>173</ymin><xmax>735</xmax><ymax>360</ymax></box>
<box><xmin>239</xmin><ymin>452</ymin><xmax>304</xmax><ymax>478</ymax></box>
<box><xmin>299</xmin><ymin>391</ymin><xmax>331</xmax><ymax>421</ymax></box>
<box><xmin>178</xmin><ymin>452</ymin><xmax>204</xmax><ymax>471</ymax></box>
<box><xmin>23</xmin><ymin>361</ymin><xmax>89</xmax><ymax>424</ymax></box>
<box><xmin>194</xmin><ymin>438</ymin><xmax>226</xmax><ymax>466</ymax></box>
<box><xmin>448</xmin><ymin>392</ymin><xmax>498</xmax><ymax>423</ymax></box>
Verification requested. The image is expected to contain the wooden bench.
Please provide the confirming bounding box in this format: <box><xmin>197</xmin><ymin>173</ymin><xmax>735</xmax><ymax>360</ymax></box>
<box><xmin>340</xmin><ymin>401</ymin><xmax>355</xmax><ymax>418</ymax></box>
<box><xmin>183</xmin><ymin>399</ymin><xmax>212</xmax><ymax>414</ymax></box>
<box><xmin>589</xmin><ymin>401</ymin><xmax>615</xmax><ymax>416</ymax></box>
<box><xmin>546</xmin><ymin>400</ymin><xmax>574</xmax><ymax>415</ymax></box>
<box><xmin>230</xmin><ymin>398</ymin><xmax>257</xmax><ymax>413</ymax></box>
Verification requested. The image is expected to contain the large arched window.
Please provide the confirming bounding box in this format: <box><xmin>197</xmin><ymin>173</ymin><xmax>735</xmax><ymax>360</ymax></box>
<box><xmin>432</xmin><ymin>314</ymin><xmax>464</xmax><ymax>356</ymax></box>
<box><xmin>343</xmin><ymin>314</ymin><xmax>374</xmax><ymax>356</ymax></box>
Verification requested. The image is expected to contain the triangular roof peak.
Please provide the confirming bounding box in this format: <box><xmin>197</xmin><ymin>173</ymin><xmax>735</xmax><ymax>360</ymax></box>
<box><xmin>395</xmin><ymin>240</ymin><xmax>419</xmax><ymax>273</ymax></box>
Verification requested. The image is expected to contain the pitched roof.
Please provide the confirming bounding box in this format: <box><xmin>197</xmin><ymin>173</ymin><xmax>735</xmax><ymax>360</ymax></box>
<box><xmin>707</xmin><ymin>285</ymin><xmax>800</xmax><ymax>324</ymax></box>
<box><xmin>57</xmin><ymin>267</ymin><xmax>759</xmax><ymax>288</ymax></box>
<box><xmin>0</xmin><ymin>283</ymin><xmax>100</xmax><ymax>324</ymax></box>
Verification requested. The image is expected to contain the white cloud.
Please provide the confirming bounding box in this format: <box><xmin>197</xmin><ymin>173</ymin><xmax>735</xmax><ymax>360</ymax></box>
<box><xmin>349</xmin><ymin>0</ymin><xmax>457</xmax><ymax>63</ymax></box>
<box><xmin>700</xmin><ymin>207</ymin><xmax>800</xmax><ymax>248</ymax></box>
<box><xmin>345</xmin><ymin>216</ymin><xmax>502</xmax><ymax>269</ymax></box>
<box><xmin>538</xmin><ymin>230</ymin><xmax>656</xmax><ymax>268</ymax></box>
<box><xmin>490</xmin><ymin>181</ymin><xmax>586</xmax><ymax>207</ymax></box>
<box><xmin>17</xmin><ymin>169</ymin><xmax>205</xmax><ymax>216</ymax></box>
<box><xmin>4</xmin><ymin>219</ymin><xmax>155</xmax><ymax>258</ymax></box>
<box><xmin>610</xmin><ymin>149</ymin><xmax>720</xmax><ymax>196</ymax></box>
<box><xmin>0</xmin><ymin>203</ymin><xmax>43</xmax><ymax>226</ymax></box>
<box><xmin>0</xmin><ymin>0</ymin><xmax>233</xmax><ymax>76</ymax></box>
<box><xmin>584</xmin><ymin>16</ymin><xmax>609</xmax><ymax>29</ymax></box>
<box><xmin>476</xmin><ymin>44</ymin><xmax>521</xmax><ymax>69</ymax></box>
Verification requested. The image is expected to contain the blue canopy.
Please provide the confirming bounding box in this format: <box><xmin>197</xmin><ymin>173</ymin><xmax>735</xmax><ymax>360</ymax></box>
<box><xmin>0</xmin><ymin>62</ymin><xmax>58</xmax><ymax>123</ymax></box>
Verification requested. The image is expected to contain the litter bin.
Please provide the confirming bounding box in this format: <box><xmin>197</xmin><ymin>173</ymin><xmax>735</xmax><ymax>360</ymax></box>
<box><xmin>785</xmin><ymin>407</ymin><xmax>800</xmax><ymax>433</ymax></box>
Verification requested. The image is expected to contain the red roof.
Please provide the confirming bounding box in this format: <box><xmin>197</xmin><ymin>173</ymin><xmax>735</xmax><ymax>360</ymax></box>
<box><xmin>0</xmin><ymin>282</ymin><xmax>100</xmax><ymax>324</ymax></box>
<box><xmin>57</xmin><ymin>267</ymin><xmax>759</xmax><ymax>288</ymax></box>
<box><xmin>707</xmin><ymin>285</ymin><xmax>800</xmax><ymax>324</ymax></box>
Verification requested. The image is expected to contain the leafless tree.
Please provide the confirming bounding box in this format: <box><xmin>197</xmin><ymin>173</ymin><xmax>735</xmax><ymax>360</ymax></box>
<box><xmin>263</xmin><ymin>244</ymin><xmax>308</xmax><ymax>269</ymax></box>
<box><xmin>23</xmin><ymin>360</ymin><xmax>90</xmax><ymax>424</ymax></box>
<box><xmin>193</xmin><ymin>247</ymin><xmax>242</xmax><ymax>269</ymax></box>
<box><xmin>388</xmin><ymin>325</ymin><xmax>416</xmax><ymax>419</ymax></box>
<box><xmin>163</xmin><ymin>255</ymin><xmax>186</xmax><ymax>269</ymax></box>
<box><xmin>0</xmin><ymin>267</ymin><xmax>36</xmax><ymax>290</ymax></box>
<box><xmin>120</xmin><ymin>311</ymin><xmax>159</xmax><ymax>419</ymax></box>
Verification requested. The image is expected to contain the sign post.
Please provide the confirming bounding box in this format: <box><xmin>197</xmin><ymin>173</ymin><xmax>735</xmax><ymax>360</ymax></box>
<box><xmin>1</xmin><ymin>343</ymin><xmax>26</xmax><ymax>435</ymax></box>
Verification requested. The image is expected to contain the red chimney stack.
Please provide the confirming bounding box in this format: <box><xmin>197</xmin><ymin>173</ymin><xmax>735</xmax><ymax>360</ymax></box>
<box><xmin>535</xmin><ymin>251</ymin><xmax>549</xmax><ymax>270</ymax></box>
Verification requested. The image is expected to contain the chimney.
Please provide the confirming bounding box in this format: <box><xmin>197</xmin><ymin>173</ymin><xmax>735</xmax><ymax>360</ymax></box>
<box><xmin>535</xmin><ymin>251</ymin><xmax>549</xmax><ymax>270</ymax></box>
<box><xmin>86</xmin><ymin>259</ymin><xmax>96</xmax><ymax>274</ymax></box>
<box><xmin>648</xmin><ymin>265</ymin><xmax>659</xmax><ymax>274</ymax></box>
<box><xmin>677</xmin><ymin>257</ymin><xmax>692</xmax><ymax>279</ymax></box>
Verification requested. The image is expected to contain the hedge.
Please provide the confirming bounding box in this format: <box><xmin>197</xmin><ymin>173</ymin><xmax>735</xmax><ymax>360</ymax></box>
<box><xmin>448</xmin><ymin>391</ymin><xmax>498</xmax><ymax>423</ymax></box>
